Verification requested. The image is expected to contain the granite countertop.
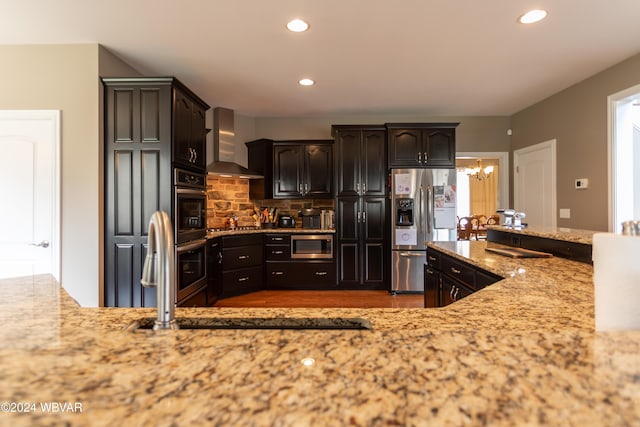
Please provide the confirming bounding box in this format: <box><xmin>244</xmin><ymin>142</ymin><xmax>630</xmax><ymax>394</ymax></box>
<box><xmin>207</xmin><ymin>227</ymin><xmax>335</xmax><ymax>238</ymax></box>
<box><xmin>1</xmin><ymin>242</ymin><xmax>639</xmax><ymax>426</ymax></box>
<box><xmin>486</xmin><ymin>225</ymin><xmax>597</xmax><ymax>245</ymax></box>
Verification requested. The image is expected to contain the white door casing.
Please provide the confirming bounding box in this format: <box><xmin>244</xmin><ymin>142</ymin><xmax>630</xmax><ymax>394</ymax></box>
<box><xmin>0</xmin><ymin>110</ymin><xmax>60</xmax><ymax>280</ymax></box>
<box><xmin>514</xmin><ymin>140</ymin><xmax>557</xmax><ymax>228</ymax></box>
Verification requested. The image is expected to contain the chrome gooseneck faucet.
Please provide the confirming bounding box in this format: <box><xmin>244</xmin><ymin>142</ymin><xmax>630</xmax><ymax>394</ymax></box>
<box><xmin>141</xmin><ymin>211</ymin><xmax>178</xmax><ymax>330</ymax></box>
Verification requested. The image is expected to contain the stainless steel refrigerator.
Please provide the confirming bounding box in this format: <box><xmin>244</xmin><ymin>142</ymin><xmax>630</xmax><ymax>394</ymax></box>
<box><xmin>391</xmin><ymin>168</ymin><xmax>457</xmax><ymax>293</ymax></box>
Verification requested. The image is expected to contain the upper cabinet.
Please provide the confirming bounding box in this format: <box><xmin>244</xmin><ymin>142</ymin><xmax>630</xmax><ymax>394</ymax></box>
<box><xmin>332</xmin><ymin>125</ymin><xmax>387</xmax><ymax>197</ymax></box>
<box><xmin>173</xmin><ymin>86</ymin><xmax>209</xmax><ymax>172</ymax></box>
<box><xmin>246</xmin><ymin>139</ymin><xmax>333</xmax><ymax>199</ymax></box>
<box><xmin>386</xmin><ymin>123</ymin><xmax>459</xmax><ymax>168</ymax></box>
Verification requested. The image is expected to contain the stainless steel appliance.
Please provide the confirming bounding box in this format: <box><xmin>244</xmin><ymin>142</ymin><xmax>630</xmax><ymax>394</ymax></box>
<box><xmin>291</xmin><ymin>234</ymin><xmax>334</xmax><ymax>259</ymax></box>
<box><xmin>175</xmin><ymin>238</ymin><xmax>208</xmax><ymax>303</ymax></box>
<box><xmin>174</xmin><ymin>168</ymin><xmax>207</xmax><ymax>244</ymax></box>
<box><xmin>391</xmin><ymin>168</ymin><xmax>457</xmax><ymax>293</ymax></box>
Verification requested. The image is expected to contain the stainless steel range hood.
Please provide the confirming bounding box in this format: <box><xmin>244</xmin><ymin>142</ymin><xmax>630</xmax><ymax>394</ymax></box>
<box><xmin>207</xmin><ymin>107</ymin><xmax>263</xmax><ymax>179</ymax></box>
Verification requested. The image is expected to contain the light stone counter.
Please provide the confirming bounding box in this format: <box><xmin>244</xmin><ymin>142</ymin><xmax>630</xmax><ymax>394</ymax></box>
<box><xmin>486</xmin><ymin>224</ymin><xmax>597</xmax><ymax>245</ymax></box>
<box><xmin>1</xmin><ymin>242</ymin><xmax>639</xmax><ymax>426</ymax></box>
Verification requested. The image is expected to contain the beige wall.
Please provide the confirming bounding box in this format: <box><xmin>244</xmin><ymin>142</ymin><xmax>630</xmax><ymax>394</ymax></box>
<box><xmin>0</xmin><ymin>45</ymin><xmax>100</xmax><ymax>306</ymax></box>
<box><xmin>243</xmin><ymin>115</ymin><xmax>511</xmax><ymax>153</ymax></box>
<box><xmin>511</xmin><ymin>53</ymin><xmax>640</xmax><ymax>231</ymax></box>
<box><xmin>0</xmin><ymin>45</ymin><xmax>141</xmax><ymax>307</ymax></box>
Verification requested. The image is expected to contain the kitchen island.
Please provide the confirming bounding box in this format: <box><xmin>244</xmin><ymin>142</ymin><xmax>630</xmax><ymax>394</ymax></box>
<box><xmin>1</xmin><ymin>238</ymin><xmax>639</xmax><ymax>426</ymax></box>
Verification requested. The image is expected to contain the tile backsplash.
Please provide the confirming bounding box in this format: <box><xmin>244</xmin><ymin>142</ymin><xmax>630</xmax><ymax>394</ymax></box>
<box><xmin>206</xmin><ymin>176</ymin><xmax>335</xmax><ymax>229</ymax></box>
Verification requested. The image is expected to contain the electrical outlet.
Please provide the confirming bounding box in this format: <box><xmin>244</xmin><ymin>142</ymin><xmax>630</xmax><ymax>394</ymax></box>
<box><xmin>575</xmin><ymin>178</ymin><xmax>589</xmax><ymax>189</ymax></box>
<box><xmin>559</xmin><ymin>208</ymin><xmax>571</xmax><ymax>219</ymax></box>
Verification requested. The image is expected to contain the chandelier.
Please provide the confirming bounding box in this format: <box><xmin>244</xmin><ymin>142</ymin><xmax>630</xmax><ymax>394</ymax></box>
<box><xmin>465</xmin><ymin>159</ymin><xmax>494</xmax><ymax>182</ymax></box>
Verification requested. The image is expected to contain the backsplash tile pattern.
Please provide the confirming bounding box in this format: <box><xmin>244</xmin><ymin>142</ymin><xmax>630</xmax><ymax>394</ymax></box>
<box><xmin>206</xmin><ymin>176</ymin><xmax>335</xmax><ymax>229</ymax></box>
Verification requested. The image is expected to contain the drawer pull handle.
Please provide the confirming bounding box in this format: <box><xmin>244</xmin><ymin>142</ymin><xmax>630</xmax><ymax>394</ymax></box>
<box><xmin>315</xmin><ymin>271</ymin><xmax>328</xmax><ymax>276</ymax></box>
<box><xmin>272</xmin><ymin>271</ymin><xmax>284</xmax><ymax>276</ymax></box>
<box><xmin>238</xmin><ymin>277</ymin><xmax>249</xmax><ymax>282</ymax></box>
<box><xmin>428</xmin><ymin>255</ymin><xmax>437</xmax><ymax>262</ymax></box>
<box><xmin>273</xmin><ymin>238</ymin><xmax>284</xmax><ymax>241</ymax></box>
<box><xmin>450</xmin><ymin>267</ymin><xmax>461</xmax><ymax>275</ymax></box>
<box><xmin>238</xmin><ymin>255</ymin><xmax>249</xmax><ymax>260</ymax></box>
<box><xmin>273</xmin><ymin>250</ymin><xmax>284</xmax><ymax>255</ymax></box>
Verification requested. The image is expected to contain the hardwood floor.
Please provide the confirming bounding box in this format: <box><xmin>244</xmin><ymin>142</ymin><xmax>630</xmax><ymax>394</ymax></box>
<box><xmin>212</xmin><ymin>290</ymin><xmax>425</xmax><ymax>308</ymax></box>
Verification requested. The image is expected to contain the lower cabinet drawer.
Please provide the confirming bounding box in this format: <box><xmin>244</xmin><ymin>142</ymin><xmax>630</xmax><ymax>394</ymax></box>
<box><xmin>440</xmin><ymin>255</ymin><xmax>475</xmax><ymax>288</ymax></box>
<box><xmin>266</xmin><ymin>261</ymin><xmax>336</xmax><ymax>289</ymax></box>
<box><xmin>222</xmin><ymin>245</ymin><xmax>263</xmax><ymax>270</ymax></box>
<box><xmin>221</xmin><ymin>266</ymin><xmax>263</xmax><ymax>297</ymax></box>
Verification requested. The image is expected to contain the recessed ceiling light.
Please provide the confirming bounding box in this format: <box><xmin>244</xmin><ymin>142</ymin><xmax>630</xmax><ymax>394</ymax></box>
<box><xmin>287</xmin><ymin>19</ymin><xmax>309</xmax><ymax>32</ymax></box>
<box><xmin>299</xmin><ymin>78</ymin><xmax>315</xmax><ymax>86</ymax></box>
<box><xmin>518</xmin><ymin>9</ymin><xmax>548</xmax><ymax>24</ymax></box>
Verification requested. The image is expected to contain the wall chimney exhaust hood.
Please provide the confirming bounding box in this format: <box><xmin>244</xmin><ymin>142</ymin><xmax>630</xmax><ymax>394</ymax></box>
<box><xmin>207</xmin><ymin>107</ymin><xmax>263</xmax><ymax>179</ymax></box>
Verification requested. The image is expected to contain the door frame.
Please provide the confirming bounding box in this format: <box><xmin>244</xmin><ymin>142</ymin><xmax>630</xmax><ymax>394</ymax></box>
<box><xmin>514</xmin><ymin>139</ymin><xmax>557</xmax><ymax>228</ymax></box>
<box><xmin>456</xmin><ymin>151</ymin><xmax>510</xmax><ymax>210</ymax></box>
<box><xmin>0</xmin><ymin>110</ymin><xmax>61</xmax><ymax>280</ymax></box>
<box><xmin>607</xmin><ymin>83</ymin><xmax>640</xmax><ymax>232</ymax></box>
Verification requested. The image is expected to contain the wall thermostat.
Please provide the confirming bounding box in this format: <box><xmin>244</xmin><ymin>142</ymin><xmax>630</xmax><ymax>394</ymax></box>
<box><xmin>575</xmin><ymin>178</ymin><xmax>589</xmax><ymax>189</ymax></box>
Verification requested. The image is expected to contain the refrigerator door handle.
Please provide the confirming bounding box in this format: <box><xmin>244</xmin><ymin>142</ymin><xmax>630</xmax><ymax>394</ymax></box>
<box><xmin>399</xmin><ymin>252</ymin><xmax>424</xmax><ymax>257</ymax></box>
<box><xmin>427</xmin><ymin>184</ymin><xmax>432</xmax><ymax>234</ymax></box>
<box><xmin>418</xmin><ymin>184</ymin><xmax>423</xmax><ymax>235</ymax></box>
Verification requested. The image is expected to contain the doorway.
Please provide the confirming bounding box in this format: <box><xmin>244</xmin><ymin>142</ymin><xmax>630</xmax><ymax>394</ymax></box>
<box><xmin>608</xmin><ymin>83</ymin><xmax>640</xmax><ymax>232</ymax></box>
<box><xmin>456</xmin><ymin>151</ymin><xmax>509</xmax><ymax>219</ymax></box>
<box><xmin>514</xmin><ymin>140</ymin><xmax>557</xmax><ymax>227</ymax></box>
<box><xmin>0</xmin><ymin>110</ymin><xmax>60</xmax><ymax>280</ymax></box>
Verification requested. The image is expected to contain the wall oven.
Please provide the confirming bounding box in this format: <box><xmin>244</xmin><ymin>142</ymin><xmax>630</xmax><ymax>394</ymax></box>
<box><xmin>291</xmin><ymin>234</ymin><xmax>334</xmax><ymax>259</ymax></box>
<box><xmin>176</xmin><ymin>238</ymin><xmax>208</xmax><ymax>303</ymax></box>
<box><xmin>174</xmin><ymin>168</ymin><xmax>207</xmax><ymax>244</ymax></box>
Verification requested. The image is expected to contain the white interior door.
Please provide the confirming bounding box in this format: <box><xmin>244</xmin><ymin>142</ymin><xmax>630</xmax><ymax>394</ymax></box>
<box><xmin>514</xmin><ymin>140</ymin><xmax>557</xmax><ymax>227</ymax></box>
<box><xmin>0</xmin><ymin>111</ymin><xmax>60</xmax><ymax>280</ymax></box>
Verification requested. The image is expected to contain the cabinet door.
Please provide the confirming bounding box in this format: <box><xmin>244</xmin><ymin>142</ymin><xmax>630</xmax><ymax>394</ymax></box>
<box><xmin>273</xmin><ymin>145</ymin><xmax>303</xmax><ymax>198</ymax></box>
<box><xmin>304</xmin><ymin>144</ymin><xmax>333</xmax><ymax>198</ymax></box>
<box><xmin>335</xmin><ymin>130</ymin><xmax>361</xmax><ymax>197</ymax></box>
<box><xmin>191</xmin><ymin>105</ymin><xmax>207</xmax><ymax>170</ymax></box>
<box><xmin>337</xmin><ymin>197</ymin><xmax>360</xmax><ymax>285</ymax></box>
<box><xmin>388</xmin><ymin>129</ymin><xmax>421</xmax><ymax>167</ymax></box>
<box><xmin>173</xmin><ymin>90</ymin><xmax>193</xmax><ymax>168</ymax></box>
<box><xmin>207</xmin><ymin>239</ymin><xmax>222</xmax><ymax>304</ymax></box>
<box><xmin>362</xmin><ymin>130</ymin><xmax>387</xmax><ymax>196</ymax></box>
<box><xmin>362</xmin><ymin>197</ymin><xmax>386</xmax><ymax>288</ymax></box>
<box><xmin>424</xmin><ymin>265</ymin><xmax>439</xmax><ymax>308</ymax></box>
<box><xmin>423</xmin><ymin>128</ymin><xmax>455</xmax><ymax>167</ymax></box>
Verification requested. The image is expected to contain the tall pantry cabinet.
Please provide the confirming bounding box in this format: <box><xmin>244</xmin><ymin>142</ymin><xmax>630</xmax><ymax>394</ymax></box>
<box><xmin>102</xmin><ymin>77</ymin><xmax>209</xmax><ymax>307</ymax></box>
<box><xmin>332</xmin><ymin>125</ymin><xmax>388</xmax><ymax>289</ymax></box>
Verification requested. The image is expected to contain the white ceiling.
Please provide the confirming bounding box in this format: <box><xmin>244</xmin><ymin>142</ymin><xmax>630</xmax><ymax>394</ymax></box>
<box><xmin>1</xmin><ymin>0</ymin><xmax>639</xmax><ymax>117</ymax></box>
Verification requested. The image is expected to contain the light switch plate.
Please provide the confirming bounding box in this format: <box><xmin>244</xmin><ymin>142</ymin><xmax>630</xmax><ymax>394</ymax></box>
<box><xmin>559</xmin><ymin>208</ymin><xmax>571</xmax><ymax>219</ymax></box>
<box><xmin>575</xmin><ymin>178</ymin><xmax>589</xmax><ymax>189</ymax></box>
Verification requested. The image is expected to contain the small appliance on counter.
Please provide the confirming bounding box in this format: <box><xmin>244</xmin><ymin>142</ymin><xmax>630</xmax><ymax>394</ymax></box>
<box><xmin>301</xmin><ymin>209</ymin><xmax>321</xmax><ymax>229</ymax></box>
<box><xmin>278</xmin><ymin>215</ymin><xmax>296</xmax><ymax>228</ymax></box>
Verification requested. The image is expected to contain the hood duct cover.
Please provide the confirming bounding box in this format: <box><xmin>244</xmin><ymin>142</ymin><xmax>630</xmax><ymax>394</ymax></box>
<box><xmin>207</xmin><ymin>107</ymin><xmax>263</xmax><ymax>179</ymax></box>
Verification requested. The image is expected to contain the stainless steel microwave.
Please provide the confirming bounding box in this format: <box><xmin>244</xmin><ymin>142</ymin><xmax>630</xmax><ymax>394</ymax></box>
<box><xmin>290</xmin><ymin>234</ymin><xmax>333</xmax><ymax>259</ymax></box>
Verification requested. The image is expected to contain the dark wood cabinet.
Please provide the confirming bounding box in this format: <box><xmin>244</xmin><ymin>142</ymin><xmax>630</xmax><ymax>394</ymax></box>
<box><xmin>173</xmin><ymin>89</ymin><xmax>208</xmax><ymax>172</ymax></box>
<box><xmin>386</xmin><ymin>123</ymin><xmax>458</xmax><ymax>168</ymax></box>
<box><xmin>424</xmin><ymin>264</ymin><xmax>439</xmax><ymax>308</ymax></box>
<box><xmin>331</xmin><ymin>126</ymin><xmax>388</xmax><ymax>289</ymax></box>
<box><xmin>332</xmin><ymin>125</ymin><xmax>388</xmax><ymax>290</ymax></box>
<box><xmin>247</xmin><ymin>139</ymin><xmax>333</xmax><ymax>199</ymax></box>
<box><xmin>206</xmin><ymin>238</ymin><xmax>222</xmax><ymax>305</ymax></box>
<box><xmin>425</xmin><ymin>246</ymin><xmax>502</xmax><ymax>307</ymax></box>
<box><xmin>103</xmin><ymin>77</ymin><xmax>209</xmax><ymax>307</ymax></box>
<box><xmin>218</xmin><ymin>234</ymin><xmax>263</xmax><ymax>298</ymax></box>
<box><xmin>264</xmin><ymin>233</ymin><xmax>336</xmax><ymax>289</ymax></box>
<box><xmin>333</xmin><ymin>126</ymin><xmax>387</xmax><ymax>197</ymax></box>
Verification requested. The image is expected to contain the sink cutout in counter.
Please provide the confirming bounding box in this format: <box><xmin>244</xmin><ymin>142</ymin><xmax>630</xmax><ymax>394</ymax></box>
<box><xmin>126</xmin><ymin>317</ymin><xmax>373</xmax><ymax>331</ymax></box>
